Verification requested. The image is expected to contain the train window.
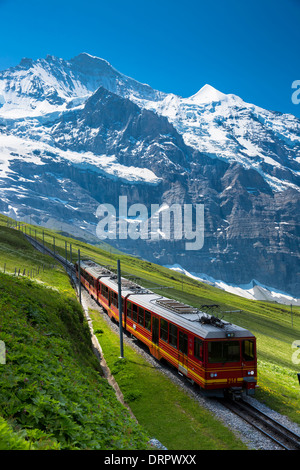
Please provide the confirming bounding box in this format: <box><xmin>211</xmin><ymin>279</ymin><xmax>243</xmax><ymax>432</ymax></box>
<box><xmin>169</xmin><ymin>324</ymin><xmax>178</xmax><ymax>349</ymax></box>
<box><xmin>127</xmin><ymin>301</ymin><xmax>132</xmax><ymax>319</ymax></box>
<box><xmin>102</xmin><ymin>284</ymin><xmax>109</xmax><ymax>300</ymax></box>
<box><xmin>105</xmin><ymin>286</ymin><xmax>109</xmax><ymax>300</ymax></box>
<box><xmin>242</xmin><ymin>340</ymin><xmax>255</xmax><ymax>361</ymax></box>
<box><xmin>160</xmin><ymin>319</ymin><xmax>168</xmax><ymax>342</ymax></box>
<box><xmin>132</xmin><ymin>303</ymin><xmax>138</xmax><ymax>322</ymax></box>
<box><xmin>179</xmin><ymin>331</ymin><xmax>188</xmax><ymax>355</ymax></box>
<box><xmin>194</xmin><ymin>337</ymin><xmax>203</xmax><ymax>360</ymax></box>
<box><xmin>138</xmin><ymin>307</ymin><xmax>144</xmax><ymax>326</ymax></box>
<box><xmin>144</xmin><ymin>310</ymin><xmax>151</xmax><ymax>331</ymax></box>
<box><xmin>208</xmin><ymin>341</ymin><xmax>240</xmax><ymax>363</ymax></box>
<box><xmin>111</xmin><ymin>291</ymin><xmax>118</xmax><ymax>308</ymax></box>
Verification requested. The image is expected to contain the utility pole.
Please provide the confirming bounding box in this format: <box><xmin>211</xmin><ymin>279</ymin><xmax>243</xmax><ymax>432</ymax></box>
<box><xmin>42</xmin><ymin>231</ymin><xmax>45</xmax><ymax>254</ymax></box>
<box><xmin>117</xmin><ymin>259</ymin><xmax>124</xmax><ymax>359</ymax></box>
<box><xmin>78</xmin><ymin>249</ymin><xmax>81</xmax><ymax>305</ymax></box>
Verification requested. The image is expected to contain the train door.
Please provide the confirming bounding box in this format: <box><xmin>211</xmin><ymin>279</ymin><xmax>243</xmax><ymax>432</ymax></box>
<box><xmin>178</xmin><ymin>330</ymin><xmax>188</xmax><ymax>376</ymax></box>
<box><xmin>152</xmin><ymin>316</ymin><xmax>159</xmax><ymax>345</ymax></box>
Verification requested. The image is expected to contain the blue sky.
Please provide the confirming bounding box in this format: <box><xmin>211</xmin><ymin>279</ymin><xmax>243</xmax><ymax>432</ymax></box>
<box><xmin>1</xmin><ymin>0</ymin><xmax>300</xmax><ymax>117</ymax></box>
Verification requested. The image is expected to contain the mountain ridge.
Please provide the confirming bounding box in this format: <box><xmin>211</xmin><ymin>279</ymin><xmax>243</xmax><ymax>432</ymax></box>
<box><xmin>0</xmin><ymin>53</ymin><xmax>299</xmax><ymax>296</ymax></box>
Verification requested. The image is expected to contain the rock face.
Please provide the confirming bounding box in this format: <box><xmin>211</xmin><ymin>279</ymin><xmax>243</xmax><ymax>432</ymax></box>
<box><xmin>0</xmin><ymin>53</ymin><xmax>299</xmax><ymax>296</ymax></box>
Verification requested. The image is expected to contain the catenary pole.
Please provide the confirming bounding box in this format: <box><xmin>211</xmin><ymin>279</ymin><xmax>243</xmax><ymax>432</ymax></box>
<box><xmin>78</xmin><ymin>249</ymin><xmax>81</xmax><ymax>305</ymax></box>
<box><xmin>117</xmin><ymin>259</ymin><xmax>124</xmax><ymax>359</ymax></box>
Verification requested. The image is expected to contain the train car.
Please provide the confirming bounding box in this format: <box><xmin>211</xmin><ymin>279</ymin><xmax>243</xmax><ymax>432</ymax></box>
<box><xmin>76</xmin><ymin>260</ymin><xmax>257</xmax><ymax>398</ymax></box>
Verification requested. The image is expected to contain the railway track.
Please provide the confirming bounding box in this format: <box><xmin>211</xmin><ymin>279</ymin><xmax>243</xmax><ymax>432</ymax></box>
<box><xmin>24</xmin><ymin>234</ymin><xmax>75</xmax><ymax>273</ymax></box>
<box><xmin>220</xmin><ymin>398</ymin><xmax>300</xmax><ymax>450</ymax></box>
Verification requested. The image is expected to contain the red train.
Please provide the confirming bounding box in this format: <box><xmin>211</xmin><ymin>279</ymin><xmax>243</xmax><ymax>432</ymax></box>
<box><xmin>76</xmin><ymin>260</ymin><xmax>257</xmax><ymax>398</ymax></box>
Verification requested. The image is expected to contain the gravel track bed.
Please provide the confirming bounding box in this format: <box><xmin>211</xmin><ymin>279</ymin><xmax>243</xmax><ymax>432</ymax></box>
<box><xmin>83</xmin><ymin>289</ymin><xmax>300</xmax><ymax>451</ymax></box>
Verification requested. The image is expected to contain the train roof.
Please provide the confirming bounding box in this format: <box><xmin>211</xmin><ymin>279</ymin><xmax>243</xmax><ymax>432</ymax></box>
<box><xmin>80</xmin><ymin>260</ymin><xmax>255</xmax><ymax>340</ymax></box>
<box><xmin>128</xmin><ymin>293</ymin><xmax>254</xmax><ymax>339</ymax></box>
<box><xmin>80</xmin><ymin>260</ymin><xmax>112</xmax><ymax>279</ymax></box>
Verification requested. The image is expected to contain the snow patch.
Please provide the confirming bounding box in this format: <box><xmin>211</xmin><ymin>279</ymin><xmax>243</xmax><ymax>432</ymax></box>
<box><xmin>0</xmin><ymin>133</ymin><xmax>161</xmax><ymax>185</ymax></box>
<box><xmin>165</xmin><ymin>264</ymin><xmax>300</xmax><ymax>306</ymax></box>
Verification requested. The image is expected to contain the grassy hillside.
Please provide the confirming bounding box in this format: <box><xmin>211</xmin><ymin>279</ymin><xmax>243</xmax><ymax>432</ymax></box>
<box><xmin>0</xmin><ymin>214</ymin><xmax>299</xmax><ymax>449</ymax></box>
<box><xmin>0</xmin><ymin>220</ymin><xmax>149</xmax><ymax>449</ymax></box>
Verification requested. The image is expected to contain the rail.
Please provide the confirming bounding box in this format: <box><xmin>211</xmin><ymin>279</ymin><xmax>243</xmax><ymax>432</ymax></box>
<box><xmin>221</xmin><ymin>398</ymin><xmax>300</xmax><ymax>450</ymax></box>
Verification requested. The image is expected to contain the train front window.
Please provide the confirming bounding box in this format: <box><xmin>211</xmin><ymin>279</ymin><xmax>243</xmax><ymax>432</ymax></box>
<box><xmin>208</xmin><ymin>341</ymin><xmax>240</xmax><ymax>363</ymax></box>
<box><xmin>242</xmin><ymin>340</ymin><xmax>255</xmax><ymax>361</ymax></box>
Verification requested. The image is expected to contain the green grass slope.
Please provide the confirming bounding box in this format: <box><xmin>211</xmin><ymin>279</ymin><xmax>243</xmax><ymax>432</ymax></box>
<box><xmin>0</xmin><ymin>222</ymin><xmax>149</xmax><ymax>449</ymax></box>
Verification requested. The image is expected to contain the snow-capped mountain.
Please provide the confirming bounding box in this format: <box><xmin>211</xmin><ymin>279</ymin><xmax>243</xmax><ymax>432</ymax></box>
<box><xmin>0</xmin><ymin>53</ymin><xmax>165</xmax><ymax>118</ymax></box>
<box><xmin>137</xmin><ymin>84</ymin><xmax>300</xmax><ymax>193</ymax></box>
<box><xmin>0</xmin><ymin>53</ymin><xmax>299</xmax><ymax>296</ymax></box>
<box><xmin>2</xmin><ymin>53</ymin><xmax>299</xmax><ymax>191</ymax></box>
